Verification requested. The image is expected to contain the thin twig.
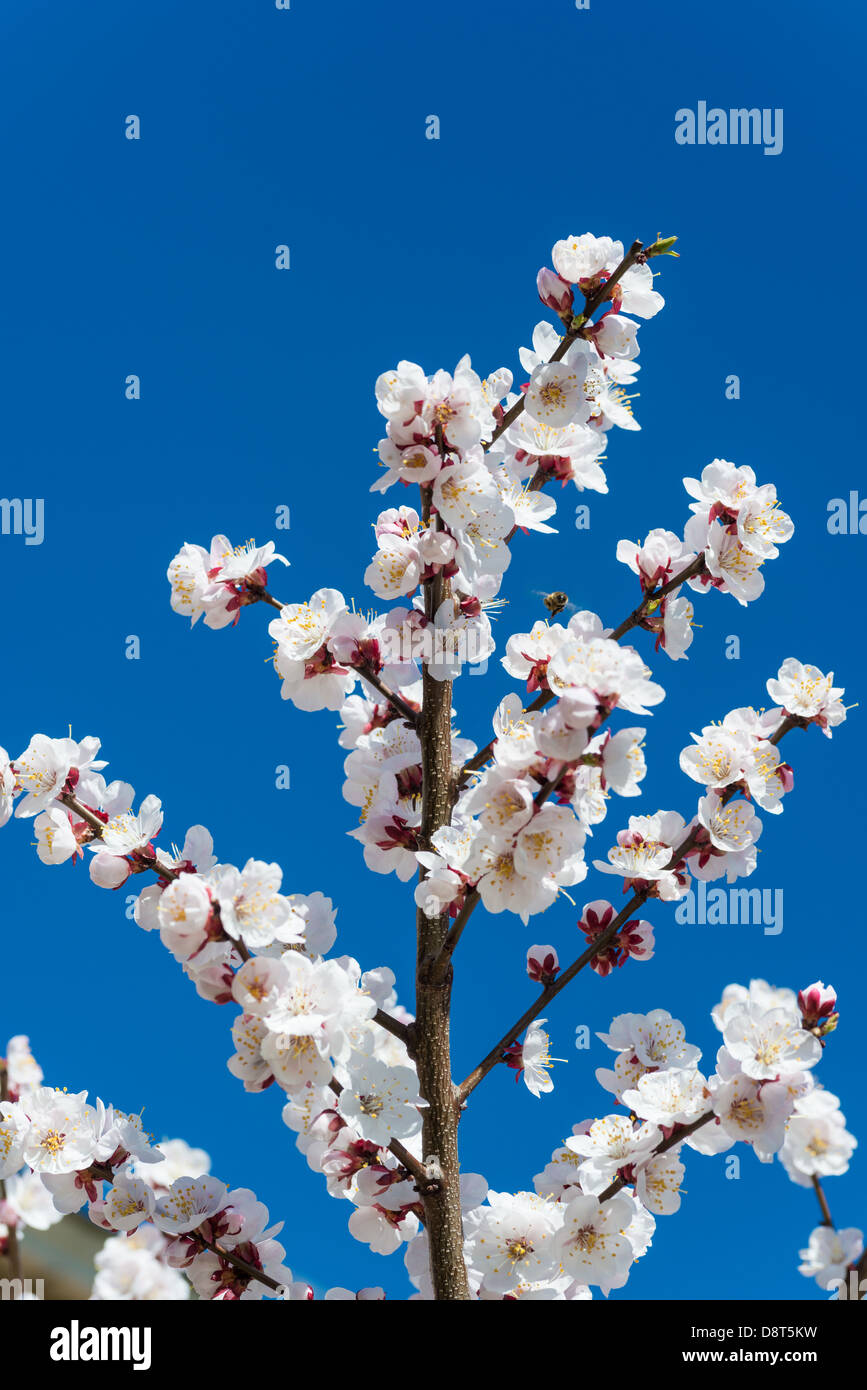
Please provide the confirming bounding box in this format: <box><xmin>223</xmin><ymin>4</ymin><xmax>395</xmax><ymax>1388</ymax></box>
<box><xmin>483</xmin><ymin>240</ymin><xmax>646</xmax><ymax>453</ymax></box>
<box><xmin>812</xmin><ymin>1174</ymin><xmax>835</xmax><ymax>1228</ymax></box>
<box><xmin>610</xmin><ymin>554</ymin><xmax>707</xmax><ymax>641</ymax></box>
<box><xmin>597</xmin><ymin>1112</ymin><xmax>716</xmax><ymax>1203</ymax></box>
<box><xmin>373</xmin><ymin>1008</ymin><xmax>412</xmax><ymax>1047</ymax></box>
<box><xmin>59</xmin><ymin>794</ymin><xmax>180</xmax><ymax>881</ymax></box>
<box><xmin>458</xmin><ymin>552</ymin><xmax>706</xmax><ymax>785</ymax></box>
<box><xmin>327</xmin><ymin>1078</ymin><xmax>429</xmax><ymax>1188</ymax></box>
<box><xmin>429</xmin><ymin>889</ymin><xmax>480</xmax><ymax>983</ymax></box>
<box><xmin>58</xmin><ymin>792</ymin><xmax>256</xmax><ymax>961</ymax></box>
<box><xmin>198</xmin><ymin>1237</ymin><xmax>285</xmax><ymax>1293</ymax></box>
<box><xmin>252</xmin><ymin>588</ymin><xmax>420</xmax><ymax>729</ymax></box>
<box><xmin>358</xmin><ymin>668</ymin><xmax>420</xmax><ymax>728</ymax></box>
<box><xmin>249</xmin><ymin>589</ymin><xmax>284</xmax><ymax>611</ymax></box>
<box><xmin>455</xmin><ymin>717</ymin><xmax>805</xmax><ymax>1104</ymax></box>
<box><xmin>810</xmin><ymin>1173</ymin><xmax>867</xmax><ymax>1300</ymax></box>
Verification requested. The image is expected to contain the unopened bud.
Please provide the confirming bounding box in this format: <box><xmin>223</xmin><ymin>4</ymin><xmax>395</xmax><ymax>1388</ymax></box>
<box><xmin>536</xmin><ymin>267</ymin><xmax>574</xmax><ymax>315</ymax></box>
<box><xmin>527</xmin><ymin>944</ymin><xmax>560</xmax><ymax>985</ymax></box>
<box><xmin>89</xmin><ymin>851</ymin><xmax>132</xmax><ymax>890</ymax></box>
<box><xmin>798</xmin><ymin>980</ymin><xmax>837</xmax><ymax>1027</ymax></box>
<box><xmin>645</xmin><ymin>235</ymin><xmax>679</xmax><ymax>258</ymax></box>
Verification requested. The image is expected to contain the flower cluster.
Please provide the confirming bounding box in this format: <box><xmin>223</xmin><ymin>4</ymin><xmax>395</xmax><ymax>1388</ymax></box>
<box><xmin>441</xmin><ymin>976</ymin><xmax>857</xmax><ymax>1300</ymax></box>
<box><xmin>0</xmin><ymin>732</ymin><xmax>438</xmax><ymax>1266</ymax></box>
<box><xmin>160</xmin><ymin>234</ymin><xmax>672</xmax><ymax>898</ymax></box>
<box><xmin>155</xmin><ymin>237</ymin><xmax>830</xmax><ymax>935</ymax></box>
<box><xmin>614</xmin><ymin>459</ymin><xmax>794</xmax><ymax>666</ymax></box>
<box><xmin>591</xmin><ymin>659</ymin><xmax>844</xmax><ymax>908</ymax></box>
<box><xmin>5</xmin><ymin>229</ymin><xmax>858</xmax><ymax>1304</ymax></box>
<box><xmin>168</xmin><ymin>536</ymin><xmax>289</xmax><ymax>630</ymax></box>
<box><xmin>276</xmin><ymin>975</ymin><xmax>431</xmax><ymax>1258</ymax></box>
<box><xmin>0</xmin><ymin>1041</ymin><xmax>299</xmax><ymax>1301</ymax></box>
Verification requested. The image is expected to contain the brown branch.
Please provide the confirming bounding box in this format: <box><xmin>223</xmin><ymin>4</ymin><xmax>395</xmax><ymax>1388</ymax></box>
<box><xmin>245</xmin><ymin>584</ymin><xmax>284</xmax><ymax>611</ymax></box>
<box><xmin>810</xmin><ymin>1173</ymin><xmax>867</xmax><ymax>1300</ymax></box>
<box><xmin>455</xmin><ymin>716</ymin><xmax>804</xmax><ymax>1105</ymax></box>
<box><xmin>358</xmin><ymin>667</ymin><xmax>420</xmax><ymax>728</ymax></box>
<box><xmin>0</xmin><ymin>1062</ymin><xmax>22</xmax><ymax>1286</ymax></box>
<box><xmin>58</xmin><ymin>792</ymin><xmax>253</xmax><ymax>963</ymax></box>
<box><xmin>456</xmin><ymin>886</ymin><xmax>644</xmax><ymax>1105</ymax></box>
<box><xmin>251</xmin><ymin>588</ymin><xmax>419</xmax><ymax>729</ymax></box>
<box><xmin>411</xmin><ymin>471</ymin><xmax>471</xmax><ymax>1299</ymax></box>
<box><xmin>597</xmin><ymin>1111</ymin><xmax>716</xmax><ymax>1203</ymax></box>
<box><xmin>373</xmin><ymin>1008</ymin><xmax>412</xmax><ymax>1048</ymax></box>
<box><xmin>458</xmin><ymin>554</ymin><xmax>706</xmax><ymax>786</ymax></box>
<box><xmin>197</xmin><ymin>1236</ymin><xmax>285</xmax><ymax>1294</ymax></box>
<box><xmin>768</xmin><ymin>713</ymin><xmax>807</xmax><ymax>746</ymax></box>
<box><xmin>326</xmin><ymin>1077</ymin><xmax>430</xmax><ymax>1188</ymax></box>
<box><xmin>483</xmin><ymin>240</ymin><xmax>646</xmax><ymax>453</ymax></box>
<box><xmin>610</xmin><ymin>554</ymin><xmax>707</xmax><ymax>642</ymax></box>
<box><xmin>812</xmin><ymin>1174</ymin><xmax>835</xmax><ymax>1228</ymax></box>
<box><xmin>59</xmin><ymin>793</ymin><xmax>180</xmax><ymax>881</ymax></box>
<box><xmin>429</xmin><ymin>889</ymin><xmax>481</xmax><ymax>983</ymax></box>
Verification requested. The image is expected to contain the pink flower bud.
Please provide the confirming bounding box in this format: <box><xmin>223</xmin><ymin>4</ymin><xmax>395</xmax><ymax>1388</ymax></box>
<box><xmin>798</xmin><ymin>980</ymin><xmax>837</xmax><ymax>1026</ymax></box>
<box><xmin>620</xmin><ymin>918</ymin><xmax>655</xmax><ymax>962</ymax></box>
<box><xmin>89</xmin><ymin>851</ymin><xmax>131</xmax><ymax>890</ymax></box>
<box><xmin>587</xmin><ymin>311</ymin><xmax>639</xmax><ymax>360</ymax></box>
<box><xmin>502</xmin><ymin>1040</ymin><xmax>524</xmax><ymax>1076</ymax></box>
<box><xmin>536</xmin><ymin>267</ymin><xmax>574</xmax><ymax>316</ymax></box>
<box><xmin>527</xmin><ymin>945</ymin><xmax>560</xmax><ymax>984</ymax></box>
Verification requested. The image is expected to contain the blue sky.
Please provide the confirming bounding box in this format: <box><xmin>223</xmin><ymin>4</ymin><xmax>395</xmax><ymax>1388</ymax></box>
<box><xmin>1</xmin><ymin>0</ymin><xmax>864</xmax><ymax>1299</ymax></box>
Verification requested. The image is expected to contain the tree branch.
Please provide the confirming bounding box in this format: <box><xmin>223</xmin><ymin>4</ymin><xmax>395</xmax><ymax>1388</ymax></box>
<box><xmin>198</xmin><ymin>1237</ymin><xmax>286</xmax><ymax>1294</ymax></box>
<box><xmin>455</xmin><ymin>716</ymin><xmax>805</xmax><ymax>1105</ymax></box>
<box><xmin>58</xmin><ymin>791</ymin><xmax>255</xmax><ymax>961</ymax></box>
<box><xmin>483</xmin><ymin>240</ymin><xmax>646</xmax><ymax>453</ymax></box>
<box><xmin>812</xmin><ymin>1174</ymin><xmax>835</xmax><ymax>1228</ymax></box>
<box><xmin>411</xmin><ymin>474</ymin><xmax>471</xmax><ymax>1299</ymax></box>
<box><xmin>810</xmin><ymin>1173</ymin><xmax>867</xmax><ymax>1300</ymax></box>
<box><xmin>358</xmin><ymin>667</ymin><xmax>420</xmax><ymax>729</ymax></box>
<box><xmin>0</xmin><ymin>1062</ymin><xmax>22</xmax><ymax>1286</ymax></box>
<box><xmin>373</xmin><ymin>1008</ymin><xmax>412</xmax><ymax>1048</ymax></box>
<box><xmin>246</xmin><ymin>586</ymin><xmax>284</xmax><ymax>611</ymax></box>
<box><xmin>610</xmin><ymin>554</ymin><xmax>707</xmax><ymax>641</ymax></box>
<box><xmin>326</xmin><ymin>1078</ymin><xmax>430</xmax><ymax>1188</ymax></box>
<box><xmin>458</xmin><ymin>551</ymin><xmax>706</xmax><ymax>785</ymax></box>
<box><xmin>433</xmin><ymin>714</ymin><xmax>614</xmax><ymax>983</ymax></box>
<box><xmin>59</xmin><ymin>793</ymin><xmax>179</xmax><ymax>881</ymax></box>
<box><xmin>249</xmin><ymin>587</ymin><xmax>420</xmax><ymax>729</ymax></box>
<box><xmin>596</xmin><ymin>1111</ymin><xmax>716</xmax><ymax>1203</ymax></box>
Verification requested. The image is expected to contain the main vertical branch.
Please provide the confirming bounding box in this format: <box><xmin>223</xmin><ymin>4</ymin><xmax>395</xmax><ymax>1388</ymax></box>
<box><xmin>413</xmin><ymin>481</ymin><xmax>470</xmax><ymax>1300</ymax></box>
<box><xmin>0</xmin><ymin>1061</ymin><xmax>22</xmax><ymax>1289</ymax></box>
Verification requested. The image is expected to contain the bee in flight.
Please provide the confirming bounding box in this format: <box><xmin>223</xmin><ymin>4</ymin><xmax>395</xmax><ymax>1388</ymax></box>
<box><xmin>535</xmin><ymin>590</ymin><xmax>575</xmax><ymax>618</ymax></box>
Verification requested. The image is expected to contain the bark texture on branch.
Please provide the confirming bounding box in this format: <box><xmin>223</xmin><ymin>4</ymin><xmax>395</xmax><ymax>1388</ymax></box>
<box><xmin>413</xmin><ymin>495</ymin><xmax>470</xmax><ymax>1300</ymax></box>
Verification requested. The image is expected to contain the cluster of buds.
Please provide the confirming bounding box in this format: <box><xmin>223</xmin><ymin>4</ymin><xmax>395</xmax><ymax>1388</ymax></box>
<box><xmin>798</xmin><ymin>981</ymin><xmax>839</xmax><ymax>1041</ymax></box>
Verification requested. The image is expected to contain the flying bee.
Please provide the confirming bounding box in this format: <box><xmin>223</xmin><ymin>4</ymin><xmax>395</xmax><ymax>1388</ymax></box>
<box><xmin>535</xmin><ymin>590</ymin><xmax>574</xmax><ymax>618</ymax></box>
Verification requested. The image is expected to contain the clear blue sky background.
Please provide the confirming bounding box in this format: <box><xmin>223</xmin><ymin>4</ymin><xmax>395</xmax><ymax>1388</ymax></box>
<box><xmin>1</xmin><ymin>0</ymin><xmax>863</xmax><ymax>1300</ymax></box>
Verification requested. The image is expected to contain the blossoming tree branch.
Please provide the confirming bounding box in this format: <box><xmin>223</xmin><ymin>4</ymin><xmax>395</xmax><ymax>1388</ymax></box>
<box><xmin>1</xmin><ymin>232</ymin><xmax>861</xmax><ymax>1302</ymax></box>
